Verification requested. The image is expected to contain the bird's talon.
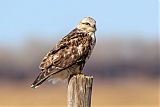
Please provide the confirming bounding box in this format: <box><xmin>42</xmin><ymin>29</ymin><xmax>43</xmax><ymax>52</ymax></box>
<box><xmin>79</xmin><ymin>73</ymin><xmax>85</xmax><ymax>76</ymax></box>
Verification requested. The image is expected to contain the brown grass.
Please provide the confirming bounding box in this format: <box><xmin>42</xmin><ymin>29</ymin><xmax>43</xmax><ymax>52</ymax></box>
<box><xmin>0</xmin><ymin>79</ymin><xmax>158</xmax><ymax>107</ymax></box>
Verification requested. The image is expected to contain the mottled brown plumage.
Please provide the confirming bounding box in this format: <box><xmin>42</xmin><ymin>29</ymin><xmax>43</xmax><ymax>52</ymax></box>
<box><xmin>31</xmin><ymin>17</ymin><xmax>96</xmax><ymax>88</ymax></box>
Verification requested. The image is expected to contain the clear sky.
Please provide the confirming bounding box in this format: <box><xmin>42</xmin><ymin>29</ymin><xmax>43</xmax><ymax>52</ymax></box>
<box><xmin>0</xmin><ymin>0</ymin><xmax>158</xmax><ymax>46</ymax></box>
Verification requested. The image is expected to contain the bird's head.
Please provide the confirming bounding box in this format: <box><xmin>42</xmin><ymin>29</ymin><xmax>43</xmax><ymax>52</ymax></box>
<box><xmin>76</xmin><ymin>17</ymin><xmax>96</xmax><ymax>33</ymax></box>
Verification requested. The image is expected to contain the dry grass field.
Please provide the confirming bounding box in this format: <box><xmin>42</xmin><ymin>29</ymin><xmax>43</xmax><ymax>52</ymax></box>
<box><xmin>0</xmin><ymin>79</ymin><xmax>159</xmax><ymax>107</ymax></box>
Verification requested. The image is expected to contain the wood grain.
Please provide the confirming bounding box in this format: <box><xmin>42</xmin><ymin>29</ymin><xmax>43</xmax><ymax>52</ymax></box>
<box><xmin>67</xmin><ymin>74</ymin><xmax>93</xmax><ymax>107</ymax></box>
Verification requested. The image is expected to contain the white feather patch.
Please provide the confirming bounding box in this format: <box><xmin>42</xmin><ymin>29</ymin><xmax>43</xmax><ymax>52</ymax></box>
<box><xmin>77</xmin><ymin>44</ymin><xmax>83</xmax><ymax>55</ymax></box>
<box><xmin>48</xmin><ymin>78</ymin><xmax>67</xmax><ymax>85</ymax></box>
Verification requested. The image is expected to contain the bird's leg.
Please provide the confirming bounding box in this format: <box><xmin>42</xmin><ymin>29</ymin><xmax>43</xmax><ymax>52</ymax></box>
<box><xmin>68</xmin><ymin>73</ymin><xmax>84</xmax><ymax>84</ymax></box>
<box><xmin>67</xmin><ymin>67</ymin><xmax>76</xmax><ymax>83</ymax></box>
<box><xmin>67</xmin><ymin>65</ymin><xmax>85</xmax><ymax>83</ymax></box>
<box><xmin>68</xmin><ymin>74</ymin><xmax>74</xmax><ymax>84</ymax></box>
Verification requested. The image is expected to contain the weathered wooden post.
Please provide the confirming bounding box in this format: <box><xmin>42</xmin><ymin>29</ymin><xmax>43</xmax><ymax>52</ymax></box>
<box><xmin>67</xmin><ymin>74</ymin><xmax>93</xmax><ymax>107</ymax></box>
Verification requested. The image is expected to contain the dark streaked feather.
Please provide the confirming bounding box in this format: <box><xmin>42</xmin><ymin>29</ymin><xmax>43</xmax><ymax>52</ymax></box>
<box><xmin>31</xmin><ymin>28</ymin><xmax>93</xmax><ymax>88</ymax></box>
<box><xmin>39</xmin><ymin>28</ymin><xmax>90</xmax><ymax>70</ymax></box>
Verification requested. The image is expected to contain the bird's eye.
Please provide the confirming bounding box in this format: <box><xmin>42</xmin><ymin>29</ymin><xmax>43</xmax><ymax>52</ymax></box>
<box><xmin>85</xmin><ymin>23</ymin><xmax>90</xmax><ymax>26</ymax></box>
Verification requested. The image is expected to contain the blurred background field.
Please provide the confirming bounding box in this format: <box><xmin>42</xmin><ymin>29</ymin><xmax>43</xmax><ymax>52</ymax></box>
<box><xmin>0</xmin><ymin>0</ymin><xmax>159</xmax><ymax>107</ymax></box>
<box><xmin>0</xmin><ymin>79</ymin><xmax>158</xmax><ymax>107</ymax></box>
<box><xmin>0</xmin><ymin>36</ymin><xmax>158</xmax><ymax>107</ymax></box>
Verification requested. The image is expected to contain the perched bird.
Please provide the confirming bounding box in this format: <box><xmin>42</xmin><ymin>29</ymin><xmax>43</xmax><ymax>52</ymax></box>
<box><xmin>31</xmin><ymin>17</ymin><xmax>96</xmax><ymax>88</ymax></box>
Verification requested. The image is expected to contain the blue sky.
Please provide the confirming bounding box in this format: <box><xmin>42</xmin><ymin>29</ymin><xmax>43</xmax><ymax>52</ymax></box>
<box><xmin>0</xmin><ymin>0</ymin><xmax>158</xmax><ymax>46</ymax></box>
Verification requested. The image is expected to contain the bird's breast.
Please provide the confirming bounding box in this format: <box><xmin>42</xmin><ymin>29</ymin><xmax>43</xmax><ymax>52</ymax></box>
<box><xmin>90</xmin><ymin>33</ymin><xmax>96</xmax><ymax>49</ymax></box>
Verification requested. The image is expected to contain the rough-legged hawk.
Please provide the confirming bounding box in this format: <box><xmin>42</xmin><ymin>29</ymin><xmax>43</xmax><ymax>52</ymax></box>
<box><xmin>31</xmin><ymin>17</ymin><xmax>96</xmax><ymax>88</ymax></box>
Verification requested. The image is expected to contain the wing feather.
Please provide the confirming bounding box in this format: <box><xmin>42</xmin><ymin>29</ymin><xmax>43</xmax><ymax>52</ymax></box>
<box><xmin>31</xmin><ymin>28</ymin><xmax>92</xmax><ymax>88</ymax></box>
<box><xmin>39</xmin><ymin>28</ymin><xmax>90</xmax><ymax>70</ymax></box>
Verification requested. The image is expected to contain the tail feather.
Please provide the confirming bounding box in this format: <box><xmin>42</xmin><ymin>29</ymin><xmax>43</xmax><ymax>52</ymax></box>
<box><xmin>31</xmin><ymin>66</ymin><xmax>74</xmax><ymax>88</ymax></box>
<box><xmin>31</xmin><ymin>71</ymin><xmax>50</xmax><ymax>88</ymax></box>
<box><xmin>31</xmin><ymin>69</ymin><xmax>64</xmax><ymax>88</ymax></box>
